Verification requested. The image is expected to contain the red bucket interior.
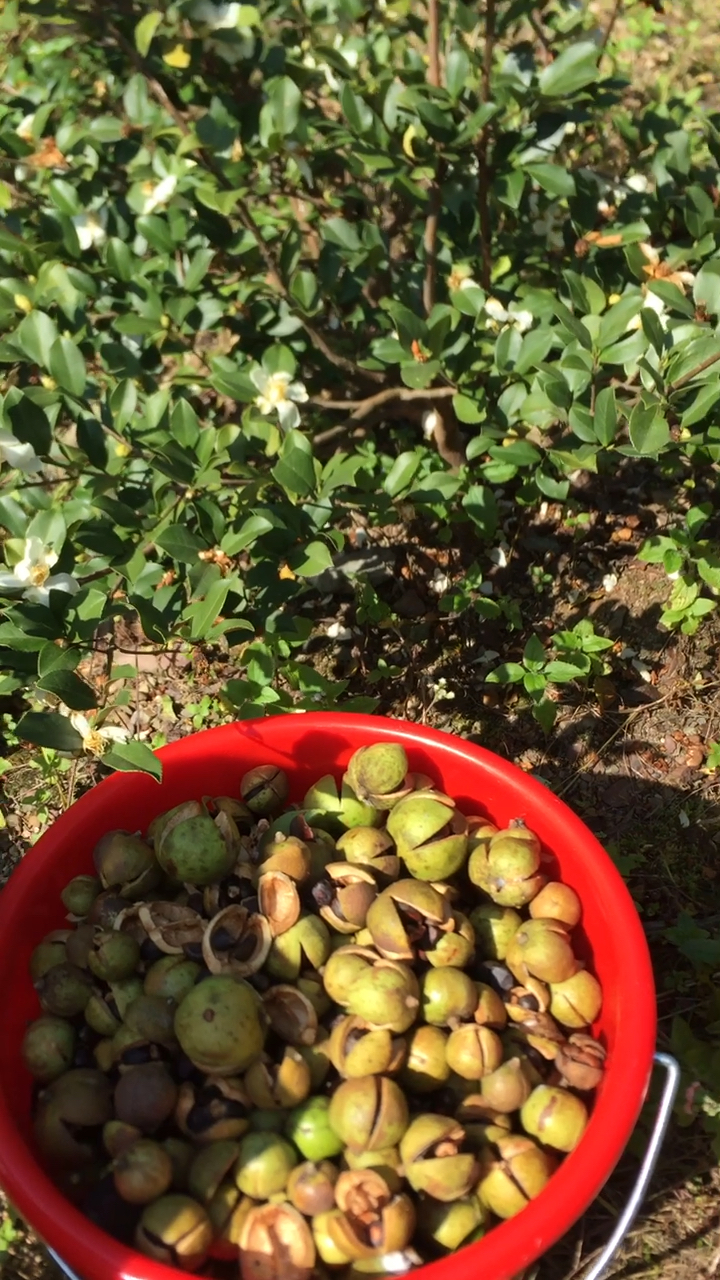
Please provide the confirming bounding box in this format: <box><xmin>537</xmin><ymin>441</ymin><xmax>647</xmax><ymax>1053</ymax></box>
<box><xmin>0</xmin><ymin>714</ymin><xmax>656</xmax><ymax>1280</ymax></box>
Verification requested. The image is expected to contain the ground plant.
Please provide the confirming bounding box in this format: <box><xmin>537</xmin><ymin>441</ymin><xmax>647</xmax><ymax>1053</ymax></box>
<box><xmin>2</xmin><ymin>0</ymin><xmax>720</xmax><ymax>1276</ymax></box>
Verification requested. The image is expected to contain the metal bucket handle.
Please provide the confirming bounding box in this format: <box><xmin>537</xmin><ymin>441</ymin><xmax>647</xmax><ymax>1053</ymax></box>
<box><xmin>45</xmin><ymin>1052</ymin><xmax>681</xmax><ymax>1280</ymax></box>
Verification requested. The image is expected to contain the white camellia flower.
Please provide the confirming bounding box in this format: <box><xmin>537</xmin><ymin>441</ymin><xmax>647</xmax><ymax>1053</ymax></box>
<box><xmin>251</xmin><ymin>368</ymin><xmax>308</xmax><ymax>431</ymax></box>
<box><xmin>71</xmin><ymin>209</ymin><xmax>108</xmax><ymax>252</ymax></box>
<box><xmin>140</xmin><ymin>175</ymin><xmax>177</xmax><ymax>215</ymax></box>
<box><xmin>191</xmin><ymin>0</ymin><xmax>242</xmax><ymax>28</ymax></box>
<box><xmin>422</xmin><ymin>409</ymin><xmax>441</xmax><ymax>440</ymax></box>
<box><xmin>16</xmin><ymin>113</ymin><xmax>36</xmax><ymax>142</ymax></box>
<box><xmin>69</xmin><ymin>712</ymin><xmax>129</xmax><ymax>758</ymax></box>
<box><xmin>629</xmin><ymin>290</ymin><xmax>668</xmax><ymax>332</ymax></box>
<box><xmin>0</xmin><ymin>428</ymin><xmax>41</xmax><ymax>473</ymax></box>
<box><xmin>0</xmin><ymin>537</ymin><xmax>79</xmax><ymax>605</ymax></box>
<box><xmin>484</xmin><ymin>297</ymin><xmax>534</xmax><ymax>334</ymax></box>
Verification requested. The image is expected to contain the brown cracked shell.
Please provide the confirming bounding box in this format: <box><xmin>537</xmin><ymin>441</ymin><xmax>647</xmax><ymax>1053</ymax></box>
<box><xmin>175</xmin><ymin>1076</ymin><xmax>250</xmax><ymax>1143</ymax></box>
<box><xmin>263</xmin><ymin>985</ymin><xmax>318</xmax><ymax>1047</ymax></box>
<box><xmin>202</xmin><ymin>905</ymin><xmax>272</xmax><ymax>976</ymax></box>
<box><xmin>257</xmin><ymin>872</ymin><xmax>301</xmax><ymax>937</ymax></box>
<box><xmin>138</xmin><ymin>903</ymin><xmax>205</xmax><ymax>959</ymax></box>
<box><xmin>238</xmin><ymin>1202</ymin><xmax>316</xmax><ymax>1280</ymax></box>
<box><xmin>317</xmin><ymin>864</ymin><xmax>378</xmax><ymax>935</ymax></box>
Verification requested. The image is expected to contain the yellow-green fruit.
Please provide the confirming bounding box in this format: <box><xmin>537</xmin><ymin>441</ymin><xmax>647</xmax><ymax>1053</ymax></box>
<box><xmin>174</xmin><ymin>977</ymin><xmax>265</xmax><ymax>1076</ymax></box>
<box><xmin>520</xmin><ymin>1085</ymin><xmax>588</xmax><ymax>1153</ymax></box>
<box><xmin>549</xmin><ymin>970</ymin><xmax>602</xmax><ymax>1028</ymax></box>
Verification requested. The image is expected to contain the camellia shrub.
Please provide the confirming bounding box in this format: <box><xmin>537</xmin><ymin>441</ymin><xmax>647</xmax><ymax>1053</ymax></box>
<box><xmin>1</xmin><ymin>0</ymin><xmax>720</xmax><ymax>774</ymax></box>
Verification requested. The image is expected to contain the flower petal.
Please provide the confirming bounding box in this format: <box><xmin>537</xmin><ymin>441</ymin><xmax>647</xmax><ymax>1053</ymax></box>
<box><xmin>99</xmin><ymin>725</ymin><xmax>130</xmax><ymax>744</ymax></box>
<box><xmin>44</xmin><ymin>573</ymin><xmax>80</xmax><ymax>595</ymax></box>
<box><xmin>288</xmin><ymin>381</ymin><xmax>308</xmax><ymax>404</ymax></box>
<box><xmin>277</xmin><ymin>400</ymin><xmax>301</xmax><ymax>431</ymax></box>
<box><xmin>250</xmin><ymin>366</ymin><xmax>269</xmax><ymax>393</ymax></box>
<box><xmin>70</xmin><ymin>712</ymin><xmax>91</xmax><ymax>738</ymax></box>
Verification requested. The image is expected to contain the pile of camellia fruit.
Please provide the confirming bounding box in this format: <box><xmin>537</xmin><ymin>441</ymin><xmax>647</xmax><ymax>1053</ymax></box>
<box><xmin>24</xmin><ymin>743</ymin><xmax>605</xmax><ymax>1280</ymax></box>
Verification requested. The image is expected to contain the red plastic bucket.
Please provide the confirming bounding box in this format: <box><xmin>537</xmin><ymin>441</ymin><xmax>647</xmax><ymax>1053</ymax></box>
<box><xmin>0</xmin><ymin>714</ymin><xmax>656</xmax><ymax>1280</ymax></box>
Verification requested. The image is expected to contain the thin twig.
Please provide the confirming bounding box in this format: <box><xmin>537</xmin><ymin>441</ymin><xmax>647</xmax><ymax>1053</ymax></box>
<box><xmin>105</xmin><ymin>20</ymin><xmax>381</xmax><ymax>383</ymax></box>
<box><xmin>669</xmin><ymin>349</ymin><xmax>720</xmax><ymax>393</ymax></box>
<box><xmin>600</xmin><ymin>0</ymin><xmax>624</xmax><ymax>52</ymax></box>
<box><xmin>310</xmin><ymin>384</ymin><xmax>457</xmax><ymax>419</ymax></box>
<box><xmin>423</xmin><ymin>0</ymin><xmax>442</xmax><ymax>314</ymax></box>
<box><xmin>477</xmin><ymin>0</ymin><xmax>496</xmax><ymax>290</ymax></box>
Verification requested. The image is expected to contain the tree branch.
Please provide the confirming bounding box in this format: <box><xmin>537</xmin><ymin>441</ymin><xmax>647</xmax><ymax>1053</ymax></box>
<box><xmin>310</xmin><ymin>384</ymin><xmax>457</xmax><ymax>420</ymax></box>
<box><xmin>600</xmin><ymin>0</ymin><xmax>624</xmax><ymax>53</ymax></box>
<box><xmin>423</xmin><ymin>0</ymin><xmax>442</xmax><ymax>315</ymax></box>
<box><xmin>105</xmin><ymin>20</ymin><xmax>382</xmax><ymax>383</ymax></box>
<box><xmin>477</xmin><ymin>0</ymin><xmax>496</xmax><ymax>291</ymax></box>
<box><xmin>669</xmin><ymin>349</ymin><xmax>720</xmax><ymax>393</ymax></box>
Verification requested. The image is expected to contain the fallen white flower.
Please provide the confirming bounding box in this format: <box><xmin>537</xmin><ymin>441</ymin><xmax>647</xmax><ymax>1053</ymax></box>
<box><xmin>71</xmin><ymin>209</ymin><xmax>108</xmax><ymax>252</ymax></box>
<box><xmin>16</xmin><ymin>113</ymin><xmax>35</xmax><ymax>142</ymax></box>
<box><xmin>326</xmin><ymin>621</ymin><xmax>353</xmax><ymax>641</ymax></box>
<box><xmin>0</xmin><ymin>537</ymin><xmax>79</xmax><ymax>605</ymax></box>
<box><xmin>488</xmin><ymin>545</ymin><xmax>508</xmax><ymax>569</ymax></box>
<box><xmin>0</xmin><ymin>427</ymin><xmax>41</xmax><ymax>473</ymax></box>
<box><xmin>631</xmin><ymin>657</ymin><xmax>652</xmax><ymax>683</ymax></box>
<box><xmin>429</xmin><ymin>570</ymin><xmax>451</xmax><ymax>595</ymax></box>
<box><xmin>251</xmin><ymin>367</ymin><xmax>308</xmax><ymax>431</ymax></box>
<box><xmin>70</xmin><ymin>712</ymin><xmax>129</xmax><ymax>757</ymax></box>
<box><xmin>602</xmin><ymin>573</ymin><xmax>618</xmax><ymax>593</ymax></box>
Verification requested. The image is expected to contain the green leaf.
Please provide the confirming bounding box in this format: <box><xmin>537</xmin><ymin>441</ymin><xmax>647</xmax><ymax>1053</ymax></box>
<box><xmin>110</xmin><ymin>379</ymin><xmax>138</xmax><ymax>431</ymax></box>
<box><xmin>553</xmin><ymin>300</ymin><xmax>592</xmax><ymax>350</ymax></box>
<box><xmin>155</xmin><ymin>525</ymin><xmax>206</xmax><ymax>561</ymax></box>
<box><xmin>523</xmin><ymin>163</ymin><xmax>576</xmax><ymax>198</ymax></box>
<box><xmin>593</xmin><ymin>386</ymin><xmax>617</xmax><ymax>445</ymax></box>
<box><xmin>523</xmin><ymin>634</ymin><xmax>546</xmax><ymax>668</ymax></box>
<box><xmin>322</xmin><ymin>218</ymin><xmax>362</xmax><ymax>252</ymax></box>
<box><xmin>681</xmin><ymin>380</ymin><xmax>720</xmax><ymax>429</ymax></box>
<box><xmin>36</xmin><ymin>669</ymin><xmax>97</xmax><ymax>711</ymax></box>
<box><xmin>292</xmin><ymin>541</ymin><xmax>335</xmax><ymax>578</ymax></box>
<box><xmin>268</xmin><ymin>76</ymin><xmax>301</xmax><ymax>136</ymax></box>
<box><xmin>103</xmin><ymin>740</ymin><xmax>162</xmax><ymax>782</ymax></box>
<box><xmin>135</xmin><ymin>10</ymin><xmax>162</xmax><ymax>55</ymax></box>
<box><xmin>445</xmin><ymin>48</ymin><xmax>470</xmax><ymax>100</ymax></box>
<box><xmin>7</xmin><ymin>395</ymin><xmax>51</xmax><ymax>454</ymax></box>
<box><xmin>184</xmin><ymin>576</ymin><xmax>232</xmax><ymax>640</ymax></box>
<box><xmin>544</xmin><ymin>657</ymin><xmax>590</xmax><ymax>681</ymax></box>
<box><xmin>486</xmin><ymin>663</ymin><xmax>525</xmax><ymax>684</ymax></box>
<box><xmin>15</xmin><ymin>310</ymin><xmax>59</xmax><ymax>366</ymax></box>
<box><xmin>538</xmin><ymin>41</ymin><xmax>599</xmax><ymax>97</ymax></box>
<box><xmin>171</xmin><ymin>400</ymin><xmax>200</xmax><ymax>448</ymax></box>
<box><xmin>37</xmin><ymin>643</ymin><xmax>80</xmax><ymax>676</ymax></box>
<box><xmin>694</xmin><ymin>263</ymin><xmax>720</xmax><ymax>317</ymax></box>
<box><xmin>628</xmin><ymin>403</ymin><xmax>670</xmax><ymax>455</ymax></box>
<box><xmin>48</xmin><ymin>336</ymin><xmax>86</xmax><ymax>397</ymax></box>
<box><xmin>462</xmin><ymin>484</ymin><xmax>498</xmax><ymax>538</ymax></box>
<box><xmin>532</xmin><ymin>697</ymin><xmax>557</xmax><ymax>733</ymax></box>
<box><xmin>340</xmin><ymin>83</ymin><xmax>374</xmax><ymax>133</ymax></box>
<box><xmin>597</xmin><ymin>294</ymin><xmax>643</xmax><ymax>349</ymax></box>
<box><xmin>384</xmin><ymin>451</ymin><xmax>421</xmax><ymax>498</ymax></box>
<box><xmin>453</xmin><ymin>394</ymin><xmax>484</xmax><ymax>424</ymax></box>
<box><xmin>272</xmin><ymin>430</ymin><xmax>316</xmax><ymax>498</ymax></box>
<box><xmin>290</xmin><ymin>270</ymin><xmax>318</xmax><ymax>311</ymax></box>
<box><xmin>16</xmin><ymin>711</ymin><xmax>83</xmax><ymax>752</ymax></box>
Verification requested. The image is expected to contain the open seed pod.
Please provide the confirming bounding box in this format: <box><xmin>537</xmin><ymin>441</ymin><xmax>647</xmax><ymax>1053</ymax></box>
<box><xmin>263</xmin><ymin>984</ymin><xmax>318</xmax><ymax>1047</ymax></box>
<box><xmin>399</xmin><ymin>1115</ymin><xmax>478</xmax><ymax>1202</ymax></box>
<box><xmin>423</xmin><ymin>912</ymin><xmax>475</xmax><ymax>969</ymax></box>
<box><xmin>505</xmin><ymin>978</ymin><xmax>551</xmax><ymax>1022</ymax></box>
<box><xmin>329</xmin><ymin>1015</ymin><xmax>406</xmax><ymax>1079</ymax></box>
<box><xmin>239</xmin><ymin>767</ymin><xmax>289</xmax><ymax>818</ymax></box>
<box><xmin>138</xmin><ymin>903</ymin><xmax>205</xmax><ymax>960</ymax></box>
<box><xmin>314</xmin><ymin>863</ymin><xmax>378</xmax><ymax>935</ymax></box>
<box><xmin>202</xmin><ymin>868</ymin><xmax>256</xmax><ymax>919</ymax></box>
<box><xmin>259</xmin><ymin>836</ymin><xmax>311</xmax><ymax>883</ymax></box>
<box><xmin>93</xmin><ymin>831</ymin><xmax>160</xmax><ymax>900</ymax></box>
<box><xmin>328</xmin><ymin>1169</ymin><xmax>416</xmax><ymax>1258</ymax></box>
<box><xmin>135</xmin><ymin>1193</ymin><xmax>213</xmax><ymax>1271</ymax></box>
<box><xmin>365</xmin><ymin>880</ymin><xmax>451</xmax><ymax>963</ymax></box>
<box><xmin>175</xmin><ymin>1077</ymin><xmax>250</xmax><ymax>1143</ymax></box>
<box><xmin>206</xmin><ymin>1183</ymin><xmax>254</xmax><ymax>1261</ymax></box>
<box><xmin>386</xmin><ymin>792</ymin><xmax>469</xmax><ymax>882</ymax></box>
<box><xmin>202</xmin><ymin>905</ymin><xmax>272</xmax><ymax>977</ymax></box>
<box><xmin>506</xmin><ymin>918</ymin><xmax>579</xmax><ymax>986</ymax></box>
<box><xmin>555</xmin><ymin>1032</ymin><xmax>606</xmax><ymax>1091</ymax></box>
<box><xmin>265</xmin><ymin>913</ymin><xmax>332</xmax><ymax>982</ymax></box>
<box><xmin>328</xmin><ymin>1076</ymin><xmax>409</xmax><ymax>1152</ymax></box>
<box><xmin>244</xmin><ymin>1047</ymin><xmax>311</xmax><ymax>1109</ymax></box>
<box><xmin>477</xmin><ymin>1131</ymin><xmax>556</xmax><ymax>1219</ymax></box>
<box><xmin>238</xmin><ymin>1202</ymin><xmax>316</xmax><ymax>1280</ymax></box>
<box><xmin>336</xmin><ymin>827</ymin><xmax>400</xmax><ymax>882</ymax></box>
<box><xmin>257</xmin><ymin>871</ymin><xmax>301</xmax><ymax>937</ymax></box>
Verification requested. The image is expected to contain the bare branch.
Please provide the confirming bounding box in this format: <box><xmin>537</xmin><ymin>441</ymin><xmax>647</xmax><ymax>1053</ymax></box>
<box><xmin>310</xmin><ymin>384</ymin><xmax>457</xmax><ymax>419</ymax></box>
<box><xmin>477</xmin><ymin>0</ymin><xmax>497</xmax><ymax>290</ymax></box>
